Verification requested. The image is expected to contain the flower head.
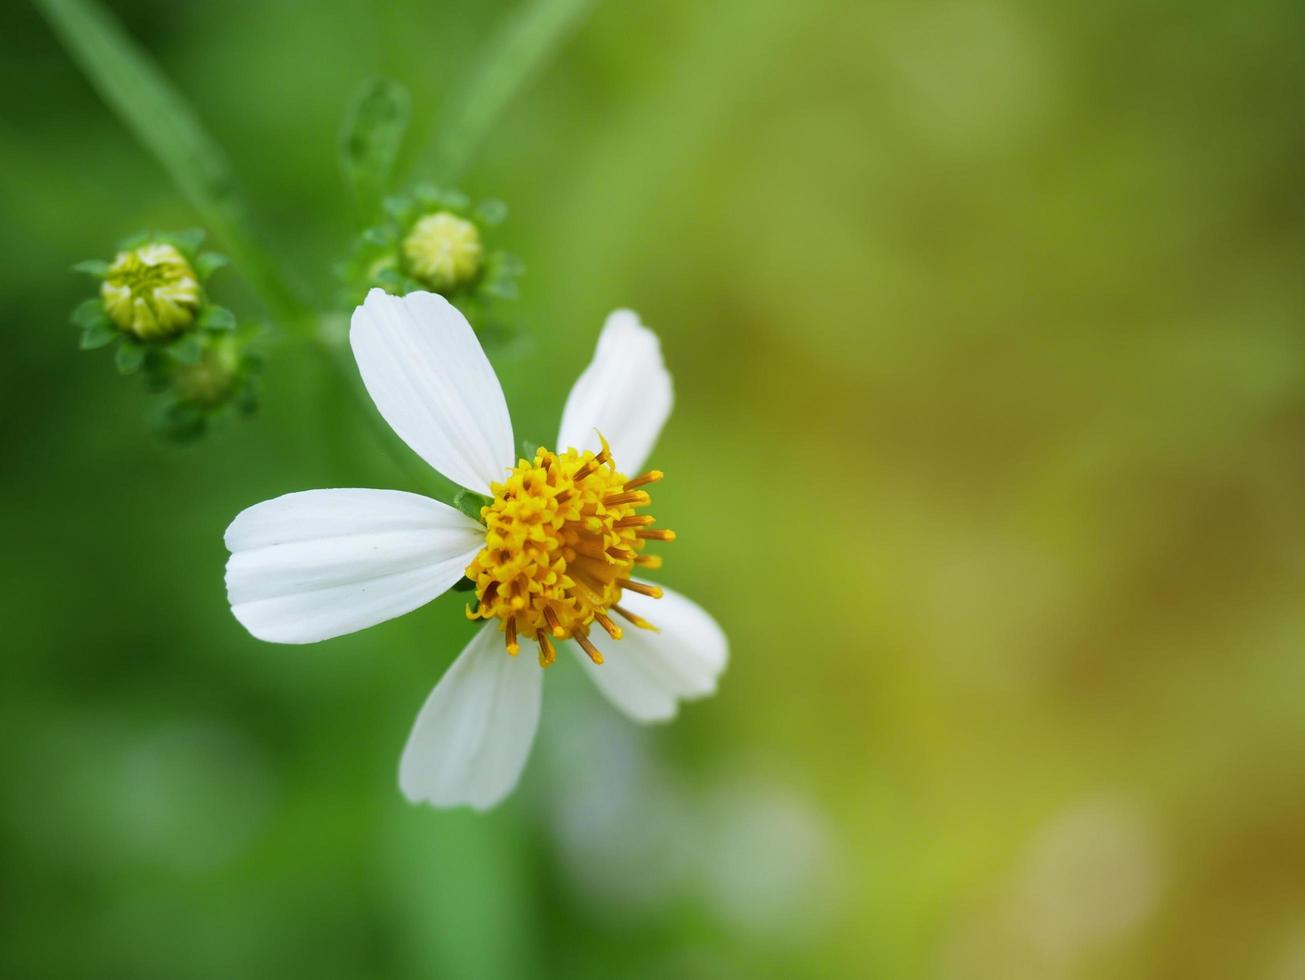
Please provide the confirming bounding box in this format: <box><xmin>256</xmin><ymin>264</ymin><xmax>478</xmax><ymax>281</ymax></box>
<box><xmin>101</xmin><ymin>242</ymin><xmax>201</xmax><ymax>340</ymax></box>
<box><xmin>402</xmin><ymin>211</ymin><xmax>483</xmax><ymax>291</ymax></box>
<box><xmin>224</xmin><ymin>290</ymin><xmax>726</xmax><ymax>810</ymax></box>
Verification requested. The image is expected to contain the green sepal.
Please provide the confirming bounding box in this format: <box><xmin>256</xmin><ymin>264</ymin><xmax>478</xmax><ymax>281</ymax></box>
<box><xmin>198</xmin><ymin>305</ymin><xmax>236</xmax><ymax>331</ymax></box>
<box><xmin>72</xmin><ymin>259</ymin><xmax>110</xmax><ymax>278</ymax></box>
<box><xmin>195</xmin><ymin>251</ymin><xmax>228</xmax><ymax>281</ymax></box>
<box><xmin>453</xmin><ymin>489</ymin><xmax>491</xmax><ymax>524</ymax></box>
<box><xmin>451</xmin><ymin>576</ymin><xmax>477</xmax><ymax>593</ymax></box>
<box><xmin>115</xmin><ymin>340</ymin><xmax>146</xmax><ymax>374</ymax></box>
<box><xmin>118</xmin><ymin>230</ymin><xmax>150</xmax><ymax>250</ymax></box>
<box><xmin>71</xmin><ymin>297</ymin><xmax>107</xmax><ymax>329</ymax></box>
<box><xmin>519</xmin><ymin>439</ymin><xmax>539</xmax><ymax>461</ymax></box>
<box><xmin>362</xmin><ymin>225</ymin><xmax>395</xmax><ymax>246</ymax></box>
<box><xmin>166</xmin><ymin>332</ymin><xmax>204</xmax><ymax>365</ymax></box>
<box><xmin>79</xmin><ymin>318</ymin><xmax>119</xmax><ymax>350</ymax></box>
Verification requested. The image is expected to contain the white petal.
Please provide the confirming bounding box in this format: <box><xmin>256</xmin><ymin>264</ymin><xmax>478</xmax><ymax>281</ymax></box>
<box><xmin>225</xmin><ymin>488</ymin><xmax>484</xmax><ymax>644</ymax></box>
<box><xmin>350</xmin><ymin>289</ymin><xmax>515</xmax><ymax>493</ymax></box>
<box><xmin>574</xmin><ymin>583</ymin><xmax>727</xmax><ymax>723</ymax></box>
<box><xmin>399</xmin><ymin>621</ymin><xmax>543</xmax><ymax>810</ymax></box>
<box><xmin>556</xmin><ymin>310</ymin><xmax>673</xmax><ymax>475</ymax></box>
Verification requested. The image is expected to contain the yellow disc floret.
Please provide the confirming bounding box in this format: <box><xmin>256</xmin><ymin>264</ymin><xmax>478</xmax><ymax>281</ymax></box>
<box><xmin>100</xmin><ymin>243</ymin><xmax>201</xmax><ymax>340</ymax></box>
<box><xmin>466</xmin><ymin>439</ymin><xmax>674</xmax><ymax>667</ymax></box>
<box><xmin>402</xmin><ymin>211</ymin><xmax>483</xmax><ymax>291</ymax></box>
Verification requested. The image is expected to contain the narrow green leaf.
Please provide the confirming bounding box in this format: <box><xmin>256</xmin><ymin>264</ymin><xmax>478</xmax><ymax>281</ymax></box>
<box><xmin>36</xmin><ymin>0</ymin><xmax>309</xmax><ymax>329</ymax></box>
<box><xmin>72</xmin><ymin>259</ymin><xmax>110</xmax><ymax>278</ymax></box>
<box><xmin>198</xmin><ymin>305</ymin><xmax>236</xmax><ymax>331</ymax></box>
<box><xmin>424</xmin><ymin>0</ymin><xmax>596</xmax><ymax>182</ymax></box>
<box><xmin>340</xmin><ymin>77</ymin><xmax>411</xmax><ymax>224</ymax></box>
<box><xmin>115</xmin><ymin>339</ymin><xmax>145</xmax><ymax>374</ymax></box>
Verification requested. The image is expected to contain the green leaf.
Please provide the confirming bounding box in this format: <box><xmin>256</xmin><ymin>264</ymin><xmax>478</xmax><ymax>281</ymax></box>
<box><xmin>451</xmin><ymin>577</ymin><xmax>477</xmax><ymax>593</ymax></box>
<box><xmin>423</xmin><ymin>0</ymin><xmax>596</xmax><ymax>182</ymax></box>
<box><xmin>35</xmin><ymin>0</ymin><xmax>309</xmax><ymax>328</ymax></box>
<box><xmin>72</xmin><ymin>259</ymin><xmax>109</xmax><ymax>278</ymax></box>
<box><xmin>195</xmin><ymin>251</ymin><xmax>228</xmax><ymax>281</ymax></box>
<box><xmin>115</xmin><ymin>339</ymin><xmax>145</xmax><ymax>374</ymax></box>
<box><xmin>167</xmin><ymin>332</ymin><xmax>204</xmax><ymax>364</ymax></box>
<box><xmin>71</xmin><ymin>297</ymin><xmax>106</xmax><ymax>329</ymax></box>
<box><xmin>340</xmin><ymin>77</ymin><xmax>411</xmax><ymax>224</ymax></box>
<box><xmin>198</xmin><ymin>305</ymin><xmax>236</xmax><ymax>331</ymax></box>
<box><xmin>453</xmin><ymin>489</ymin><xmax>491</xmax><ymax>524</ymax></box>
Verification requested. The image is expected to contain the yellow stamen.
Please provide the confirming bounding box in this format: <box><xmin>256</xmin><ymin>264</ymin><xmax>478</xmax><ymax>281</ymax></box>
<box><xmin>624</xmin><ymin>470</ymin><xmax>663</xmax><ymax>491</ymax></box>
<box><xmin>505</xmin><ymin>616</ymin><xmax>519</xmax><ymax>655</ymax></box>
<box><xmin>614</xmin><ymin>604</ymin><xmax>659</xmax><ymax>632</ymax></box>
<box><xmin>615</xmin><ymin>515</ymin><xmax>655</xmax><ymax>529</ymax></box>
<box><xmin>636</xmin><ymin>528</ymin><xmax>677</xmax><ymax>542</ymax></box>
<box><xmin>536</xmin><ymin>631</ymin><xmax>556</xmax><ymax>668</ymax></box>
<box><xmin>595</xmin><ymin>612</ymin><xmax>623</xmax><ymax>640</ymax></box>
<box><xmin>603</xmin><ymin>490</ymin><xmax>650</xmax><ymax>507</ymax></box>
<box><xmin>575</xmin><ymin>629</ymin><xmax>605</xmax><ymax>665</ymax></box>
<box><xmin>618</xmin><ymin>579</ymin><xmax>663</xmax><ymax>599</ymax></box>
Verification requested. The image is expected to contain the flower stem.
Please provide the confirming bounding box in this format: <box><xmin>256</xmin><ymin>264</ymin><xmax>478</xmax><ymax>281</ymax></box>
<box><xmin>423</xmin><ymin>0</ymin><xmax>596</xmax><ymax>183</ymax></box>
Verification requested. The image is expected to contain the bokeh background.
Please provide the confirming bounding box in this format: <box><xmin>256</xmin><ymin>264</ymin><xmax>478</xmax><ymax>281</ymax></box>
<box><xmin>4</xmin><ymin>0</ymin><xmax>1305</xmax><ymax>976</ymax></box>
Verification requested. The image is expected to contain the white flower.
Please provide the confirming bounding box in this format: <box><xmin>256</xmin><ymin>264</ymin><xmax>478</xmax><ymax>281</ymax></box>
<box><xmin>224</xmin><ymin>289</ymin><xmax>727</xmax><ymax>810</ymax></box>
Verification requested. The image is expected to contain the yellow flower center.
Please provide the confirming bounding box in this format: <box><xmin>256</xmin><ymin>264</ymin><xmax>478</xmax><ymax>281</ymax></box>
<box><xmin>100</xmin><ymin>243</ymin><xmax>201</xmax><ymax>341</ymax></box>
<box><xmin>466</xmin><ymin>441</ymin><xmax>675</xmax><ymax>667</ymax></box>
<box><xmin>402</xmin><ymin>211</ymin><xmax>483</xmax><ymax>291</ymax></box>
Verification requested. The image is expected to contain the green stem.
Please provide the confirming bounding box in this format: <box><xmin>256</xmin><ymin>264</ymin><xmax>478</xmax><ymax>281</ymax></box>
<box><xmin>424</xmin><ymin>0</ymin><xmax>596</xmax><ymax>183</ymax></box>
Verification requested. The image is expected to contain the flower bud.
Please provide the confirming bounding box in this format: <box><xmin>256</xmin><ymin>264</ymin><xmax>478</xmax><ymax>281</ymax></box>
<box><xmin>100</xmin><ymin>243</ymin><xmax>201</xmax><ymax>340</ymax></box>
<box><xmin>402</xmin><ymin>211</ymin><xmax>483</xmax><ymax>291</ymax></box>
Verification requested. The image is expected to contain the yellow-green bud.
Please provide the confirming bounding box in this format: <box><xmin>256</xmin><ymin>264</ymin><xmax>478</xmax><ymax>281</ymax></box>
<box><xmin>402</xmin><ymin>211</ymin><xmax>483</xmax><ymax>291</ymax></box>
<box><xmin>100</xmin><ymin>243</ymin><xmax>201</xmax><ymax>341</ymax></box>
<box><xmin>173</xmin><ymin>336</ymin><xmax>240</xmax><ymax>406</ymax></box>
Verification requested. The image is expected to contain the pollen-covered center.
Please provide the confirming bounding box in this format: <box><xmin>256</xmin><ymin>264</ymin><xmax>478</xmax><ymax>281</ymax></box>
<box><xmin>466</xmin><ymin>441</ymin><xmax>674</xmax><ymax>667</ymax></box>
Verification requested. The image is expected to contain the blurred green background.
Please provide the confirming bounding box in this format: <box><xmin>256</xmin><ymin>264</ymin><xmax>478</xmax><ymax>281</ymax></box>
<box><xmin>4</xmin><ymin>0</ymin><xmax>1305</xmax><ymax>977</ymax></box>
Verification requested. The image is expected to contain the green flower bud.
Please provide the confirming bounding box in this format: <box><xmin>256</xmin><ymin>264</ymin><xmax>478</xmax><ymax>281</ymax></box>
<box><xmin>100</xmin><ymin>243</ymin><xmax>201</xmax><ymax>340</ymax></box>
<box><xmin>172</xmin><ymin>334</ymin><xmax>241</xmax><ymax>406</ymax></box>
<box><xmin>402</xmin><ymin>211</ymin><xmax>483</xmax><ymax>291</ymax></box>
